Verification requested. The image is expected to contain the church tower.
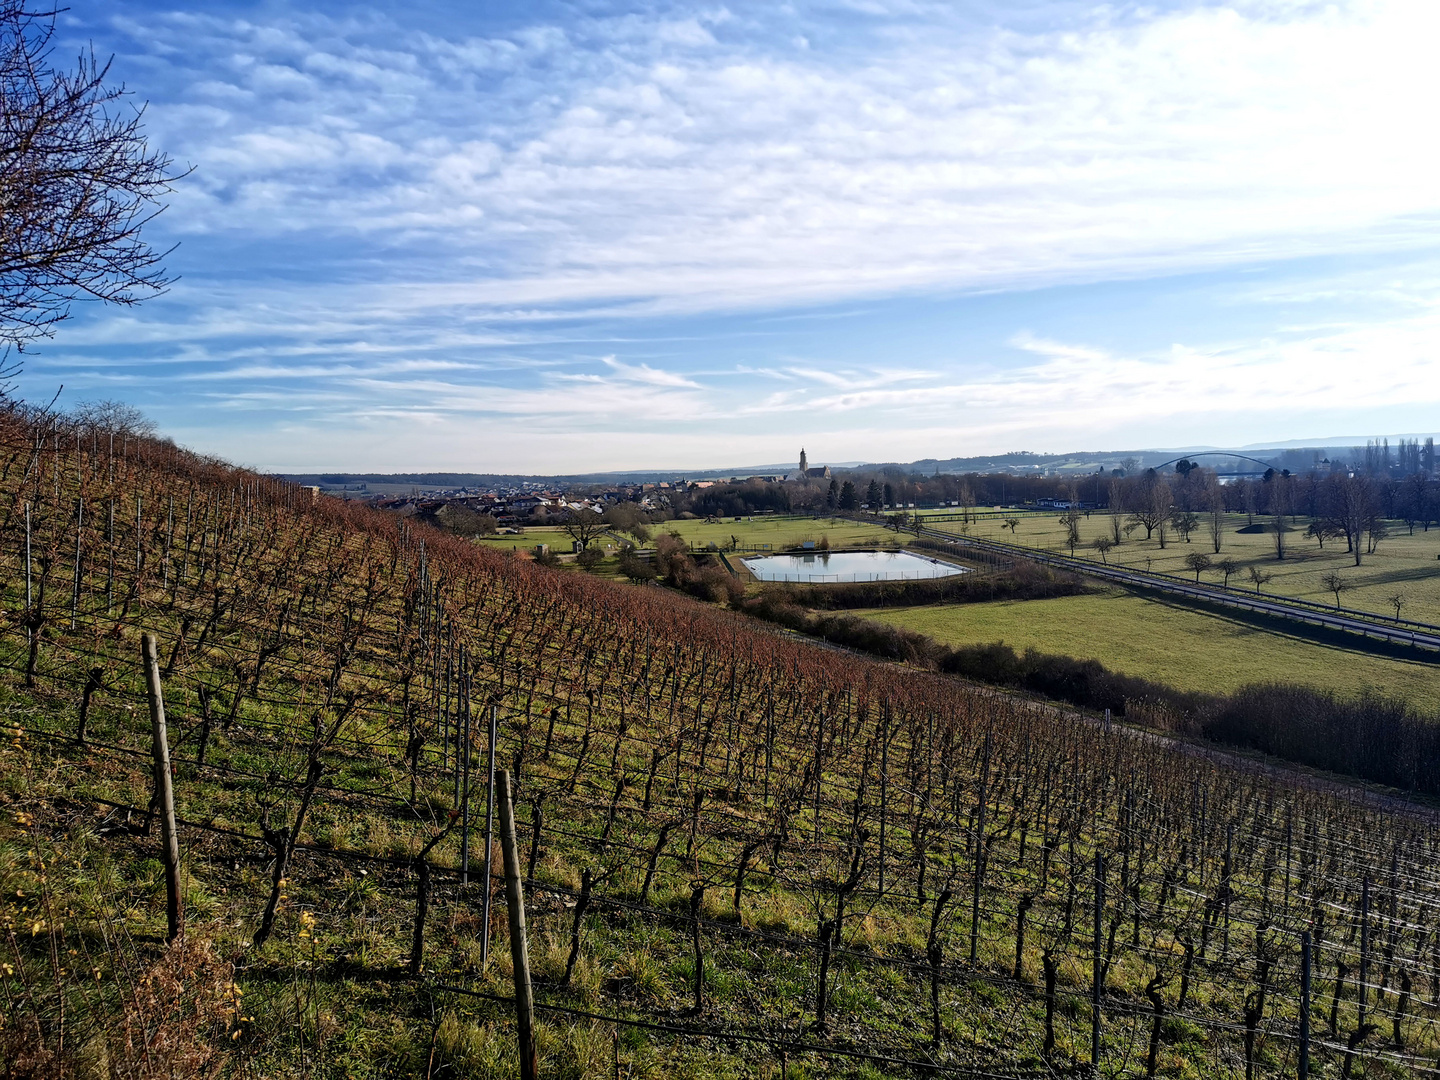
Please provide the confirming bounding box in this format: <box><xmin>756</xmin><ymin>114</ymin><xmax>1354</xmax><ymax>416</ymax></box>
<box><xmin>799</xmin><ymin>448</ymin><xmax>808</xmax><ymax>476</ymax></box>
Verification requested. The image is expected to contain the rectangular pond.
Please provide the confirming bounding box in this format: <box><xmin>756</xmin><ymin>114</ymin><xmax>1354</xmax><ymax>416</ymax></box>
<box><xmin>741</xmin><ymin>549</ymin><xmax>969</xmax><ymax>583</ymax></box>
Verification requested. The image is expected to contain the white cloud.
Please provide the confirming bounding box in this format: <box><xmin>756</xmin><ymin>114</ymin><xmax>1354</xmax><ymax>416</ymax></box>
<box><xmin>33</xmin><ymin>0</ymin><xmax>1440</xmax><ymax>472</ymax></box>
<box><xmin>108</xmin><ymin>0</ymin><xmax>1440</xmax><ymax>314</ymax></box>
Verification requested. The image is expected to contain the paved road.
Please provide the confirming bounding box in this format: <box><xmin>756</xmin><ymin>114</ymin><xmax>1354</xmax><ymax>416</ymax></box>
<box><xmin>899</xmin><ymin>520</ymin><xmax>1440</xmax><ymax>654</ymax></box>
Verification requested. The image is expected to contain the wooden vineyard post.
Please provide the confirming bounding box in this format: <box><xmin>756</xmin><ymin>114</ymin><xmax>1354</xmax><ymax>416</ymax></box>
<box><xmin>142</xmin><ymin>633</ymin><xmax>183</xmax><ymax>942</ymax></box>
<box><xmin>24</xmin><ymin>502</ymin><xmax>31</xmax><ymax>624</ymax></box>
<box><xmin>1092</xmin><ymin>852</ymin><xmax>1104</xmax><ymax>1075</ymax></box>
<box><xmin>482</xmin><ymin>703</ymin><xmax>498</xmax><ymax>966</ymax></box>
<box><xmin>497</xmin><ymin>770</ymin><xmax>538</xmax><ymax>1080</ymax></box>
<box><xmin>970</xmin><ymin>728</ymin><xmax>990</xmax><ymax>966</ymax></box>
<box><xmin>107</xmin><ymin>498</ymin><xmax>115</xmax><ymax>612</ymax></box>
<box><xmin>878</xmin><ymin>706</ymin><xmax>888</xmax><ymax>897</ymax></box>
<box><xmin>1359</xmin><ymin>877</ymin><xmax>1370</xmax><ymax>1031</ymax></box>
<box><xmin>71</xmin><ymin>498</ymin><xmax>83</xmax><ymax>629</ymax></box>
<box><xmin>1300</xmin><ymin>930</ymin><xmax>1312</xmax><ymax>1080</ymax></box>
<box><xmin>460</xmin><ymin>657</ymin><xmax>471</xmax><ymax>885</ymax></box>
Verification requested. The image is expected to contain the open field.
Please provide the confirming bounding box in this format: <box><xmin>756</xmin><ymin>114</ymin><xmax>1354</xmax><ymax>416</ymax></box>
<box><xmin>661</xmin><ymin>513</ymin><xmax>903</xmax><ymax>552</ymax></box>
<box><xmin>10</xmin><ymin>417</ymin><xmax>1440</xmax><ymax>1078</ymax></box>
<box><xmin>926</xmin><ymin>510</ymin><xmax>1440</xmax><ymax>623</ymax></box>
<box><xmin>860</xmin><ymin>588</ymin><xmax>1440</xmax><ymax>700</ymax></box>
<box><xmin>473</xmin><ymin>526</ymin><xmax>593</xmax><ymax>553</ymax></box>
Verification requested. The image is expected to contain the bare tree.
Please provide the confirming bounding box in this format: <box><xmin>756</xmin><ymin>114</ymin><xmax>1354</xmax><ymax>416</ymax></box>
<box><xmin>1339</xmin><ymin>474</ymin><xmax>1373</xmax><ymax>567</ymax></box>
<box><xmin>1127</xmin><ymin>477</ymin><xmax>1172</xmax><ymax>543</ymax></box>
<box><xmin>1305</xmin><ymin>520</ymin><xmax>1343</xmax><ymax>549</ymax></box>
<box><xmin>1060</xmin><ymin>506</ymin><xmax>1082</xmax><ymax>556</ymax></box>
<box><xmin>1171</xmin><ymin>510</ymin><xmax>1199</xmax><ymax>544</ymax></box>
<box><xmin>1270</xmin><ymin>473</ymin><xmax>1291</xmax><ymax>561</ymax></box>
<box><xmin>1386</xmin><ymin>592</ymin><xmax>1406</xmax><ymax>621</ymax></box>
<box><xmin>1107</xmin><ymin>479</ymin><xmax>1126</xmax><ymax>544</ymax></box>
<box><xmin>1091</xmin><ymin>535</ymin><xmax>1113</xmax><ymax>563</ymax></box>
<box><xmin>1207</xmin><ymin>481</ymin><xmax>1225</xmax><ymax>553</ymax></box>
<box><xmin>558</xmin><ymin>508</ymin><xmax>606</xmax><ymax>550</ymax></box>
<box><xmin>1216</xmin><ymin>556</ymin><xmax>1240</xmax><ymax>589</ymax></box>
<box><xmin>1248</xmin><ymin>565</ymin><xmax>1272</xmax><ymax>594</ymax></box>
<box><xmin>1184</xmin><ymin>551</ymin><xmax>1212</xmax><ymax>582</ymax></box>
<box><xmin>73</xmin><ymin>398</ymin><xmax>155</xmax><ymax>436</ymax></box>
<box><xmin>1320</xmin><ymin>570</ymin><xmax>1347</xmax><ymax>610</ymax></box>
<box><xmin>1</xmin><ymin>2</ymin><xmax>184</xmax><ymax>363</ymax></box>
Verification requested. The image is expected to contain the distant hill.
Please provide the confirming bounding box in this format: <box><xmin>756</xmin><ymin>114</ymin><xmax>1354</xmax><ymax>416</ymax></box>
<box><xmin>286</xmin><ymin>433</ymin><xmax>1436</xmax><ymax>490</ymax></box>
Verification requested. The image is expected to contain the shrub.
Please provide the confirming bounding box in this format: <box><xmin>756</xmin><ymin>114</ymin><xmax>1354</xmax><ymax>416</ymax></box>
<box><xmin>1204</xmin><ymin>685</ymin><xmax>1440</xmax><ymax>793</ymax></box>
<box><xmin>768</xmin><ymin>558</ymin><xmax>1085</xmax><ymax>611</ymax></box>
<box><xmin>617</xmin><ymin>550</ymin><xmax>652</xmax><ymax>583</ymax></box>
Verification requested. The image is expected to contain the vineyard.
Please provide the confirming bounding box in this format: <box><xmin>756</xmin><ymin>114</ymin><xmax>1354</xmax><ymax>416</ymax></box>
<box><xmin>5</xmin><ymin>406</ymin><xmax>1440</xmax><ymax>1079</ymax></box>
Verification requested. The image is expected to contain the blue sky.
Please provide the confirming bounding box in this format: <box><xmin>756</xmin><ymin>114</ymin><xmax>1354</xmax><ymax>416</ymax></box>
<box><xmin>19</xmin><ymin>0</ymin><xmax>1440</xmax><ymax>472</ymax></box>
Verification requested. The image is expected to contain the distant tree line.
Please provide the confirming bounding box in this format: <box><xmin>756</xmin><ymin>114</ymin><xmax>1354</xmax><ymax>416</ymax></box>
<box><xmin>668</xmin><ymin>454</ymin><xmax>1440</xmax><ymax>534</ymax></box>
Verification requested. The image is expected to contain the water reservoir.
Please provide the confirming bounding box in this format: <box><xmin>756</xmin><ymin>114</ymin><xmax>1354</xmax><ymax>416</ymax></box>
<box><xmin>741</xmin><ymin>549</ymin><xmax>968</xmax><ymax>583</ymax></box>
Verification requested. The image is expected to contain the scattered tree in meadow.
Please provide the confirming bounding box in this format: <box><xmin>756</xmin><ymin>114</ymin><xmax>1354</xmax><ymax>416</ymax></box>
<box><xmin>1217</xmin><ymin>557</ymin><xmax>1240</xmax><ymax>589</ymax></box>
<box><xmin>1058</xmin><ymin>484</ymin><xmax>1082</xmax><ymax>554</ymax></box>
<box><xmin>575</xmin><ymin>545</ymin><xmax>605</xmax><ymax>571</ymax></box>
<box><xmin>1248</xmin><ymin>565</ymin><xmax>1272</xmax><ymax>594</ymax></box>
<box><xmin>1127</xmin><ymin>477</ymin><xmax>1172</xmax><ymax>542</ymax></box>
<box><xmin>1061</xmin><ymin>511</ymin><xmax>1081</xmax><ymax>556</ymax></box>
<box><xmin>1171</xmin><ymin>511</ymin><xmax>1199</xmax><ymax>544</ymax></box>
<box><xmin>1184</xmin><ymin>551</ymin><xmax>1212</xmax><ymax>582</ymax></box>
<box><xmin>1107</xmin><ymin>479</ymin><xmax>1127</xmax><ymax>544</ymax></box>
<box><xmin>959</xmin><ymin>479</ymin><xmax>977</xmax><ymax>518</ymax></box>
<box><xmin>1092</xmin><ymin>535</ymin><xmax>1113</xmax><ymax>563</ymax></box>
<box><xmin>558</xmin><ymin>508</ymin><xmax>606</xmax><ymax>550</ymax></box>
<box><xmin>1305</xmin><ymin>520</ymin><xmax>1342</xmax><ymax>549</ymax></box>
<box><xmin>1004</xmin><ymin>517</ymin><xmax>1021</xmax><ymax>535</ymax></box>
<box><xmin>1386</xmin><ymin>592</ymin><xmax>1406</xmax><ymax>621</ymax></box>
<box><xmin>1267</xmin><ymin>471</ymin><xmax>1292</xmax><ymax>560</ymax></box>
<box><xmin>1365</xmin><ymin>518</ymin><xmax>1387</xmax><ymax>556</ymax></box>
<box><xmin>1339</xmin><ymin>473</ymin><xmax>1373</xmax><ymax>566</ymax></box>
<box><xmin>1320</xmin><ymin>570</ymin><xmax>1347</xmax><ymax>609</ymax></box>
<box><xmin>1207</xmin><ymin>480</ymin><xmax>1225</xmax><ymax>553</ymax></box>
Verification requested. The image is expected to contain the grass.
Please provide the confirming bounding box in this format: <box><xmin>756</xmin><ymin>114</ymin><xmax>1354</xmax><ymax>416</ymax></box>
<box><xmin>858</xmin><ymin>587</ymin><xmax>1440</xmax><ymax>699</ymax></box>
<box><xmin>472</xmin><ymin>527</ymin><xmax>606</xmax><ymax>554</ymax></box>
<box><xmin>659</xmin><ymin>514</ymin><xmax>902</xmax><ymax>552</ymax></box>
<box><xmin>10</xmin><ymin>424</ymin><xmax>1440</xmax><ymax>1080</ymax></box>
<box><xmin>928</xmin><ymin>510</ymin><xmax>1440</xmax><ymax>623</ymax></box>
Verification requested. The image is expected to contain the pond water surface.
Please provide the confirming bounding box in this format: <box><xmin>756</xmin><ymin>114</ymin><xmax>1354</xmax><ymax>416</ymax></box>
<box><xmin>741</xmin><ymin>550</ymin><xmax>968</xmax><ymax>583</ymax></box>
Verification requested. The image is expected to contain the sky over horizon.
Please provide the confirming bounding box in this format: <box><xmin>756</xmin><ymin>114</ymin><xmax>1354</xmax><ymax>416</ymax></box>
<box><xmin>16</xmin><ymin>0</ymin><xmax>1440</xmax><ymax>473</ymax></box>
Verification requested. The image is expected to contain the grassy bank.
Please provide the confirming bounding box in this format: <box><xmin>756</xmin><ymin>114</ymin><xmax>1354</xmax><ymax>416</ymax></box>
<box><xmin>858</xmin><ymin>587</ymin><xmax>1439</xmax><ymax>700</ymax></box>
<box><xmin>660</xmin><ymin>513</ymin><xmax>901</xmax><ymax>552</ymax></box>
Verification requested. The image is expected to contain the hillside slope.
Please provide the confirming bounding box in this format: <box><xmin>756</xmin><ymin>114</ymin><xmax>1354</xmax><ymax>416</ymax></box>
<box><xmin>3</xmin><ymin>407</ymin><xmax>1440</xmax><ymax>1079</ymax></box>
